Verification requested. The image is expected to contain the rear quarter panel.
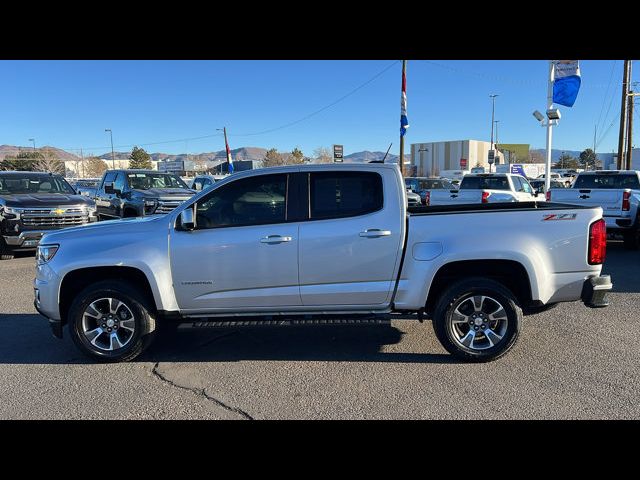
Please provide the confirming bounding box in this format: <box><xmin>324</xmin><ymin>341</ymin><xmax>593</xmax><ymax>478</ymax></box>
<box><xmin>395</xmin><ymin>206</ymin><xmax>604</xmax><ymax>309</ymax></box>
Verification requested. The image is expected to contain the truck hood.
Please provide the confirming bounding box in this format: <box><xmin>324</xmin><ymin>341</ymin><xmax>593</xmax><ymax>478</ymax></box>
<box><xmin>40</xmin><ymin>215</ymin><xmax>166</xmax><ymax>244</ymax></box>
<box><xmin>0</xmin><ymin>193</ymin><xmax>95</xmax><ymax>208</ymax></box>
<box><xmin>132</xmin><ymin>188</ymin><xmax>194</xmax><ymax>199</ymax></box>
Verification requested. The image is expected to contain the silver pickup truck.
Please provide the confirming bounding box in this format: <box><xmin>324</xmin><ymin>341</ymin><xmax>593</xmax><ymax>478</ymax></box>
<box><xmin>548</xmin><ymin>170</ymin><xmax>640</xmax><ymax>249</ymax></box>
<box><xmin>34</xmin><ymin>163</ymin><xmax>612</xmax><ymax>363</ymax></box>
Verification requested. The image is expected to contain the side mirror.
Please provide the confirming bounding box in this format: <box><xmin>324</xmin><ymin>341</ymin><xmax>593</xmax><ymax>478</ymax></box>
<box><xmin>180</xmin><ymin>207</ymin><xmax>196</xmax><ymax>231</ymax></box>
<box><xmin>194</xmin><ymin>182</ymin><xmax>202</xmax><ymax>191</ymax></box>
<box><xmin>534</xmin><ymin>190</ymin><xmax>540</xmax><ymax>197</ymax></box>
<box><xmin>104</xmin><ymin>182</ymin><xmax>115</xmax><ymax>194</ymax></box>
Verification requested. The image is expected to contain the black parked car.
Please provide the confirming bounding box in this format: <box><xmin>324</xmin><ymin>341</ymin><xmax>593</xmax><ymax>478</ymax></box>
<box><xmin>0</xmin><ymin>171</ymin><xmax>97</xmax><ymax>260</ymax></box>
<box><xmin>92</xmin><ymin>169</ymin><xmax>196</xmax><ymax>219</ymax></box>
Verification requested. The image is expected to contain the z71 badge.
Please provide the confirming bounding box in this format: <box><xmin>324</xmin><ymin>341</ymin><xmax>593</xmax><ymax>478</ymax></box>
<box><xmin>542</xmin><ymin>213</ymin><xmax>577</xmax><ymax>221</ymax></box>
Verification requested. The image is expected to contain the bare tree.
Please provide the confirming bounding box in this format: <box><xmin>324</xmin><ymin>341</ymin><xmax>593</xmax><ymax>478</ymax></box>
<box><xmin>313</xmin><ymin>147</ymin><xmax>332</xmax><ymax>164</ymax></box>
<box><xmin>84</xmin><ymin>157</ymin><xmax>108</xmax><ymax>177</ymax></box>
<box><xmin>32</xmin><ymin>148</ymin><xmax>65</xmax><ymax>174</ymax></box>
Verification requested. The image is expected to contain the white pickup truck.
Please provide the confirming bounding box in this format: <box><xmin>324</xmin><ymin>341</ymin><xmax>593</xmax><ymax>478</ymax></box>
<box><xmin>548</xmin><ymin>170</ymin><xmax>640</xmax><ymax>249</ymax></box>
<box><xmin>427</xmin><ymin>173</ymin><xmax>542</xmax><ymax>205</ymax></box>
<box><xmin>33</xmin><ymin>163</ymin><xmax>612</xmax><ymax>363</ymax></box>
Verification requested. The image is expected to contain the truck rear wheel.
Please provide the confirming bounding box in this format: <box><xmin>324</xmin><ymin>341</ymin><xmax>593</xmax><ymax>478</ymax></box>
<box><xmin>68</xmin><ymin>280</ymin><xmax>156</xmax><ymax>362</ymax></box>
<box><xmin>432</xmin><ymin>277</ymin><xmax>522</xmax><ymax>362</ymax></box>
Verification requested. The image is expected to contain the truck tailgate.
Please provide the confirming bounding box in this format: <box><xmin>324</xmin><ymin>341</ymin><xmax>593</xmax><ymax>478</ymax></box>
<box><xmin>550</xmin><ymin>188</ymin><xmax>623</xmax><ymax>216</ymax></box>
<box><xmin>429</xmin><ymin>189</ymin><xmax>481</xmax><ymax>205</ymax></box>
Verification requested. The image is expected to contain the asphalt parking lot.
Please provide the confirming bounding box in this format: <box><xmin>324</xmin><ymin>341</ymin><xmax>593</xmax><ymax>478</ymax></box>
<box><xmin>1</xmin><ymin>241</ymin><xmax>639</xmax><ymax>419</ymax></box>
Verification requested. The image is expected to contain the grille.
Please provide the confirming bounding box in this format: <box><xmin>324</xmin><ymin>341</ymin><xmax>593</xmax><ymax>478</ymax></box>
<box><xmin>155</xmin><ymin>201</ymin><xmax>182</xmax><ymax>213</ymax></box>
<box><xmin>22</xmin><ymin>215</ymin><xmax>89</xmax><ymax>227</ymax></box>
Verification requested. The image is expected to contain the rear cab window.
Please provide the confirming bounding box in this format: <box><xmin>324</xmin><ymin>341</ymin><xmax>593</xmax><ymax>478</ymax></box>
<box><xmin>459</xmin><ymin>176</ymin><xmax>510</xmax><ymax>190</ymax></box>
<box><xmin>573</xmin><ymin>174</ymin><xmax>640</xmax><ymax>189</ymax></box>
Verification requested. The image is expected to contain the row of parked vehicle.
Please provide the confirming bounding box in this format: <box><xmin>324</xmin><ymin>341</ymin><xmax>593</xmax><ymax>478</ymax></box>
<box><xmin>0</xmin><ymin>169</ymin><xmax>222</xmax><ymax>259</ymax></box>
<box><xmin>404</xmin><ymin>170</ymin><xmax>640</xmax><ymax>249</ymax></box>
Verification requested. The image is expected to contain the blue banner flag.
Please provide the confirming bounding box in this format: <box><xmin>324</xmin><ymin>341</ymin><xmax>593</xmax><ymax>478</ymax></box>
<box><xmin>553</xmin><ymin>61</ymin><xmax>581</xmax><ymax>107</ymax></box>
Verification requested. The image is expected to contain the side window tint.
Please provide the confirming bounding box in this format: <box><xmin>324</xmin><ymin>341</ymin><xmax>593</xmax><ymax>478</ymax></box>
<box><xmin>310</xmin><ymin>171</ymin><xmax>383</xmax><ymax>220</ymax></box>
<box><xmin>195</xmin><ymin>174</ymin><xmax>287</xmax><ymax>229</ymax></box>
<box><xmin>114</xmin><ymin>173</ymin><xmax>125</xmax><ymax>191</ymax></box>
<box><xmin>103</xmin><ymin>172</ymin><xmax>117</xmax><ymax>185</ymax></box>
<box><xmin>520</xmin><ymin>177</ymin><xmax>532</xmax><ymax>194</ymax></box>
<box><xmin>511</xmin><ymin>176</ymin><xmax>523</xmax><ymax>192</ymax></box>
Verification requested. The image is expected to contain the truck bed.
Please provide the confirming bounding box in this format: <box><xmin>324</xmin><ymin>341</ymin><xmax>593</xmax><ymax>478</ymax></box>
<box><xmin>408</xmin><ymin>201</ymin><xmax>594</xmax><ymax>215</ymax></box>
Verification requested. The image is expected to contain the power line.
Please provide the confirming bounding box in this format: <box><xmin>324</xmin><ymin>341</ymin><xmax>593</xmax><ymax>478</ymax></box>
<box><xmin>231</xmin><ymin>60</ymin><xmax>400</xmax><ymax>137</ymax></box>
<box><xmin>55</xmin><ymin>60</ymin><xmax>400</xmax><ymax>152</ymax></box>
<box><xmin>595</xmin><ymin>60</ymin><xmax>617</xmax><ymax>134</ymax></box>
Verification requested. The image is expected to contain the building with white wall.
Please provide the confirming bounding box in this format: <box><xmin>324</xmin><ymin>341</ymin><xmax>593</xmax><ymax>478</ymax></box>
<box><xmin>410</xmin><ymin>140</ymin><xmax>505</xmax><ymax>178</ymax></box>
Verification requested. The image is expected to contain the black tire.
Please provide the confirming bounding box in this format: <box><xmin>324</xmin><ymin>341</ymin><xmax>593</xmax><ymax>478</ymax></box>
<box><xmin>623</xmin><ymin>227</ymin><xmax>639</xmax><ymax>250</ymax></box>
<box><xmin>68</xmin><ymin>280</ymin><xmax>156</xmax><ymax>362</ymax></box>
<box><xmin>0</xmin><ymin>238</ymin><xmax>14</xmax><ymax>260</ymax></box>
<box><xmin>432</xmin><ymin>277</ymin><xmax>522</xmax><ymax>362</ymax></box>
<box><xmin>123</xmin><ymin>209</ymin><xmax>138</xmax><ymax>218</ymax></box>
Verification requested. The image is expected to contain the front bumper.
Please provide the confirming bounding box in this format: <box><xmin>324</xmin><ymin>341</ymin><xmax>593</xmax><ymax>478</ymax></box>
<box><xmin>3</xmin><ymin>231</ymin><xmax>47</xmax><ymax>248</ymax></box>
<box><xmin>34</xmin><ymin>299</ymin><xmax>63</xmax><ymax>339</ymax></box>
<box><xmin>581</xmin><ymin>275</ymin><xmax>612</xmax><ymax>308</ymax></box>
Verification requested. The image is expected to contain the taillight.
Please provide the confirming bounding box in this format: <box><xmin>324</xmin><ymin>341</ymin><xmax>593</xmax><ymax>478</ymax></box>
<box><xmin>622</xmin><ymin>191</ymin><xmax>630</xmax><ymax>211</ymax></box>
<box><xmin>588</xmin><ymin>219</ymin><xmax>607</xmax><ymax>265</ymax></box>
<box><xmin>481</xmin><ymin>191</ymin><xmax>490</xmax><ymax>203</ymax></box>
<box><xmin>546</xmin><ymin>190</ymin><xmax>551</xmax><ymax>201</ymax></box>
<box><xmin>423</xmin><ymin>191</ymin><xmax>430</xmax><ymax>206</ymax></box>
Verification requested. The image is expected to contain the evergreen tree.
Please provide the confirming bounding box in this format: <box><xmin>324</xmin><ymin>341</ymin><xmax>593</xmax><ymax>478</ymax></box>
<box><xmin>129</xmin><ymin>146</ymin><xmax>152</xmax><ymax>169</ymax></box>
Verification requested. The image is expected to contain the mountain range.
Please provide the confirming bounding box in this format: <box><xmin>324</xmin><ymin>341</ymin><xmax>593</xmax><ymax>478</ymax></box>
<box><xmin>0</xmin><ymin>145</ymin><xmax>399</xmax><ymax>164</ymax></box>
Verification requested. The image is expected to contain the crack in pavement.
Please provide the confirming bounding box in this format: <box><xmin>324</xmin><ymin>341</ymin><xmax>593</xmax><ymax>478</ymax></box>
<box><xmin>151</xmin><ymin>362</ymin><xmax>254</xmax><ymax>420</ymax></box>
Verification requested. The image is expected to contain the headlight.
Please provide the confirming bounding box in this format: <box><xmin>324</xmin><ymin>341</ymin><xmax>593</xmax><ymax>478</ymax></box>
<box><xmin>37</xmin><ymin>244</ymin><xmax>59</xmax><ymax>264</ymax></box>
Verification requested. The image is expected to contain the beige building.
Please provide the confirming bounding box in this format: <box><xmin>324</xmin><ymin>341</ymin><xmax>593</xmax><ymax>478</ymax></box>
<box><xmin>64</xmin><ymin>159</ymin><xmax>162</xmax><ymax>178</ymax></box>
<box><xmin>410</xmin><ymin>140</ymin><xmax>505</xmax><ymax>178</ymax></box>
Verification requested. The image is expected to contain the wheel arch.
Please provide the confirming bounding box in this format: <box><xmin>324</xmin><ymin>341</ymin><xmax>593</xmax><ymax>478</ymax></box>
<box><xmin>59</xmin><ymin>266</ymin><xmax>157</xmax><ymax>325</ymax></box>
<box><xmin>424</xmin><ymin>259</ymin><xmax>533</xmax><ymax>316</ymax></box>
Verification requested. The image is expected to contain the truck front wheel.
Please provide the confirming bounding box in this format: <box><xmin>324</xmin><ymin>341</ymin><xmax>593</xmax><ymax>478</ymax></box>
<box><xmin>0</xmin><ymin>238</ymin><xmax>14</xmax><ymax>260</ymax></box>
<box><xmin>432</xmin><ymin>277</ymin><xmax>522</xmax><ymax>362</ymax></box>
<box><xmin>68</xmin><ymin>280</ymin><xmax>156</xmax><ymax>362</ymax></box>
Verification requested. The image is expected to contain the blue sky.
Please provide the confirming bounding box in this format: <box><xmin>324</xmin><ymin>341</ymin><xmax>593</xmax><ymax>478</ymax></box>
<box><xmin>0</xmin><ymin>60</ymin><xmax>636</xmax><ymax>157</ymax></box>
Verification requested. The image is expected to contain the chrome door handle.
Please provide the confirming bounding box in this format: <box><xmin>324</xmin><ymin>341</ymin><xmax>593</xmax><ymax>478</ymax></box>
<box><xmin>359</xmin><ymin>229</ymin><xmax>392</xmax><ymax>238</ymax></box>
<box><xmin>260</xmin><ymin>235</ymin><xmax>293</xmax><ymax>244</ymax></box>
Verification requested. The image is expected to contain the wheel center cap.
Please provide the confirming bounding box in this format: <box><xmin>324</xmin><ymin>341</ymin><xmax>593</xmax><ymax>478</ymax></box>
<box><xmin>106</xmin><ymin>319</ymin><xmax>115</xmax><ymax>328</ymax></box>
<box><xmin>474</xmin><ymin>318</ymin><xmax>483</xmax><ymax>326</ymax></box>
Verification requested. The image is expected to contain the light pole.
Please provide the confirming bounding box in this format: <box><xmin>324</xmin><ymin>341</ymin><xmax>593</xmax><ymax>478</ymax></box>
<box><xmin>105</xmin><ymin>129</ymin><xmax>115</xmax><ymax>169</ymax></box>
<box><xmin>418</xmin><ymin>146</ymin><xmax>429</xmax><ymax>177</ymax></box>
<box><xmin>489</xmin><ymin>94</ymin><xmax>498</xmax><ymax>172</ymax></box>
<box><xmin>28</xmin><ymin>138</ymin><xmax>36</xmax><ymax>153</ymax></box>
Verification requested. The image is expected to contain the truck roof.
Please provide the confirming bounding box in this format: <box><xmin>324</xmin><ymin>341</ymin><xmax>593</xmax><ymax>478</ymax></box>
<box><xmin>577</xmin><ymin>170</ymin><xmax>638</xmax><ymax>175</ymax></box>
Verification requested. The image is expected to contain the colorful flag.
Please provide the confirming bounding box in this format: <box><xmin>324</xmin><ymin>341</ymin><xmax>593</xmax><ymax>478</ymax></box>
<box><xmin>553</xmin><ymin>60</ymin><xmax>581</xmax><ymax>107</ymax></box>
<box><xmin>225</xmin><ymin>136</ymin><xmax>234</xmax><ymax>173</ymax></box>
<box><xmin>400</xmin><ymin>69</ymin><xmax>409</xmax><ymax>136</ymax></box>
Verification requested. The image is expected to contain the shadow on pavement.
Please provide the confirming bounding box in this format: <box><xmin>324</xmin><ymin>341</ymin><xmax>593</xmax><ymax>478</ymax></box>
<box><xmin>601</xmin><ymin>240</ymin><xmax>640</xmax><ymax>294</ymax></box>
<box><xmin>0</xmin><ymin>313</ymin><xmax>456</xmax><ymax>365</ymax></box>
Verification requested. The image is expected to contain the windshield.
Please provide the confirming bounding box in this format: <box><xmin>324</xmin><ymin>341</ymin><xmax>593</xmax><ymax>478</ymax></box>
<box><xmin>460</xmin><ymin>176</ymin><xmax>510</xmax><ymax>190</ymax></box>
<box><xmin>0</xmin><ymin>173</ymin><xmax>75</xmax><ymax>195</ymax></box>
<box><xmin>126</xmin><ymin>172</ymin><xmax>189</xmax><ymax>190</ymax></box>
<box><xmin>573</xmin><ymin>174</ymin><xmax>640</xmax><ymax>189</ymax></box>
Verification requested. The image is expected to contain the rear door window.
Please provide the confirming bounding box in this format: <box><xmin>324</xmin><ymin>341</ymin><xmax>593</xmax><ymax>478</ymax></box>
<box><xmin>310</xmin><ymin>171</ymin><xmax>383</xmax><ymax>220</ymax></box>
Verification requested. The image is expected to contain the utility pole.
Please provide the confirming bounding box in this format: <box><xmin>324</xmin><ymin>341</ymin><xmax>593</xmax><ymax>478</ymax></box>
<box><xmin>29</xmin><ymin>138</ymin><xmax>36</xmax><ymax>153</ymax></box>
<box><xmin>489</xmin><ymin>94</ymin><xmax>498</xmax><ymax>173</ymax></box>
<box><xmin>399</xmin><ymin>60</ymin><xmax>408</xmax><ymax>177</ymax></box>
<box><xmin>617</xmin><ymin>60</ymin><xmax>631</xmax><ymax>169</ymax></box>
<box><xmin>593</xmin><ymin>124</ymin><xmax>597</xmax><ymax>167</ymax></box>
<box><xmin>105</xmin><ymin>129</ymin><xmax>115</xmax><ymax>169</ymax></box>
<box><xmin>625</xmin><ymin>64</ymin><xmax>634</xmax><ymax>170</ymax></box>
<box><xmin>80</xmin><ymin>148</ymin><xmax>84</xmax><ymax>178</ymax></box>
